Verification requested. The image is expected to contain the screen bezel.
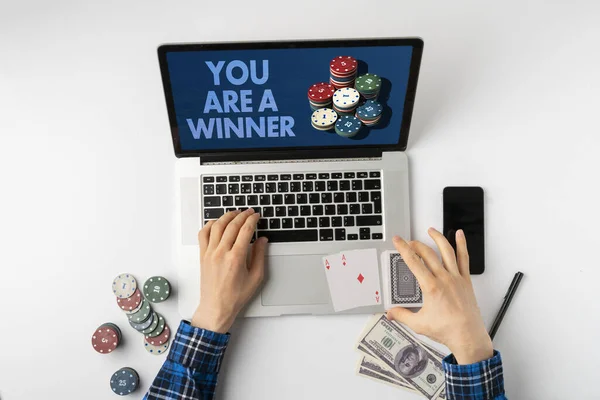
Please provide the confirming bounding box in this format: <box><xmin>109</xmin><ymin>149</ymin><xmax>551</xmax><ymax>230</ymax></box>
<box><xmin>157</xmin><ymin>37</ymin><xmax>424</xmax><ymax>160</ymax></box>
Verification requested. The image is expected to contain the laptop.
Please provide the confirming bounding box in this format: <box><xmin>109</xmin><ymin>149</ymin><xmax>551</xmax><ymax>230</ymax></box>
<box><xmin>157</xmin><ymin>38</ymin><xmax>424</xmax><ymax>318</ymax></box>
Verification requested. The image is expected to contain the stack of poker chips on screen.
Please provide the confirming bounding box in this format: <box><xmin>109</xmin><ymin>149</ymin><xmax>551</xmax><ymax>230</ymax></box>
<box><xmin>329</xmin><ymin>56</ymin><xmax>358</xmax><ymax>88</ymax></box>
<box><xmin>311</xmin><ymin>108</ymin><xmax>338</xmax><ymax>131</ymax></box>
<box><xmin>355</xmin><ymin>100</ymin><xmax>383</xmax><ymax>126</ymax></box>
<box><xmin>113</xmin><ymin>273</ymin><xmax>172</xmax><ymax>355</ymax></box>
<box><xmin>307</xmin><ymin>55</ymin><xmax>385</xmax><ymax>137</ymax></box>
<box><xmin>307</xmin><ymin>82</ymin><xmax>335</xmax><ymax>111</ymax></box>
<box><xmin>332</xmin><ymin>87</ymin><xmax>361</xmax><ymax>116</ymax></box>
<box><xmin>355</xmin><ymin>73</ymin><xmax>382</xmax><ymax>100</ymax></box>
<box><xmin>335</xmin><ymin>115</ymin><xmax>362</xmax><ymax>138</ymax></box>
<box><xmin>110</xmin><ymin>367</ymin><xmax>140</xmax><ymax>396</ymax></box>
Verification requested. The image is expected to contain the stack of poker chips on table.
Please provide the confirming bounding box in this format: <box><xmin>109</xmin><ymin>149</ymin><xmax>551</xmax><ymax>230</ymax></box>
<box><xmin>110</xmin><ymin>367</ymin><xmax>140</xmax><ymax>396</ymax></box>
<box><xmin>112</xmin><ymin>273</ymin><xmax>172</xmax><ymax>355</ymax></box>
<box><xmin>355</xmin><ymin>100</ymin><xmax>383</xmax><ymax>126</ymax></box>
<box><xmin>332</xmin><ymin>87</ymin><xmax>361</xmax><ymax>116</ymax></box>
<box><xmin>355</xmin><ymin>73</ymin><xmax>382</xmax><ymax>100</ymax></box>
<box><xmin>91</xmin><ymin>323</ymin><xmax>122</xmax><ymax>354</ymax></box>
<box><xmin>329</xmin><ymin>56</ymin><xmax>358</xmax><ymax>89</ymax></box>
<box><xmin>307</xmin><ymin>82</ymin><xmax>335</xmax><ymax>111</ymax></box>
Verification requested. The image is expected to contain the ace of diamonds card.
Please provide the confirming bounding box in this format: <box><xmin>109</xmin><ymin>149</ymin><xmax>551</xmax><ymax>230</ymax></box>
<box><xmin>322</xmin><ymin>249</ymin><xmax>382</xmax><ymax>312</ymax></box>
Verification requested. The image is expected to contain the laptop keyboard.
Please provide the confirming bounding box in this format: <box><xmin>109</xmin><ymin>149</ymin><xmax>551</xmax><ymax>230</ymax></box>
<box><xmin>201</xmin><ymin>171</ymin><xmax>383</xmax><ymax>243</ymax></box>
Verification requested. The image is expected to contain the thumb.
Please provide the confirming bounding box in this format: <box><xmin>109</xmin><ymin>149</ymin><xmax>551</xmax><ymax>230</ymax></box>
<box><xmin>248</xmin><ymin>237</ymin><xmax>268</xmax><ymax>286</ymax></box>
<box><xmin>386</xmin><ymin>307</ymin><xmax>418</xmax><ymax>329</ymax></box>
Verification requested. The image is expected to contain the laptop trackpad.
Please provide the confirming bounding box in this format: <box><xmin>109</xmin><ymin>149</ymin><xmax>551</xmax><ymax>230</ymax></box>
<box><xmin>261</xmin><ymin>255</ymin><xmax>330</xmax><ymax>306</ymax></box>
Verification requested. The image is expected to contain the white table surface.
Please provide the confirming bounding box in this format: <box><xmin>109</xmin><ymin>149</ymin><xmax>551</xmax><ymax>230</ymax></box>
<box><xmin>1</xmin><ymin>1</ymin><xmax>599</xmax><ymax>399</ymax></box>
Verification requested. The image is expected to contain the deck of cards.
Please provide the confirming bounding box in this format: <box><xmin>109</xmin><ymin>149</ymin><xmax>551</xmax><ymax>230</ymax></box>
<box><xmin>381</xmin><ymin>250</ymin><xmax>423</xmax><ymax>309</ymax></box>
<box><xmin>321</xmin><ymin>249</ymin><xmax>423</xmax><ymax>312</ymax></box>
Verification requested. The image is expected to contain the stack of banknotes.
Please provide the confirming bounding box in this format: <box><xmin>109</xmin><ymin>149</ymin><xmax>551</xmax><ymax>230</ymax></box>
<box><xmin>355</xmin><ymin>314</ymin><xmax>448</xmax><ymax>399</ymax></box>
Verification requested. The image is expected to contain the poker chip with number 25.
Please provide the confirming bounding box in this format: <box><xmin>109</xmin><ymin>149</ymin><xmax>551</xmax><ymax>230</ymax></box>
<box><xmin>110</xmin><ymin>367</ymin><xmax>139</xmax><ymax>396</ymax></box>
<box><xmin>335</xmin><ymin>116</ymin><xmax>362</xmax><ymax>138</ymax></box>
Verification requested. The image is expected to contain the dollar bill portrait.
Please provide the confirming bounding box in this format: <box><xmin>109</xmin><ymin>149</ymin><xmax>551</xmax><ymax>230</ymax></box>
<box><xmin>393</xmin><ymin>344</ymin><xmax>428</xmax><ymax>379</ymax></box>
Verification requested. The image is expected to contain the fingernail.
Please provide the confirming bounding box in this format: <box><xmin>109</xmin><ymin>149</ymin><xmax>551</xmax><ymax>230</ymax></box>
<box><xmin>247</xmin><ymin>208</ymin><xmax>255</xmax><ymax>214</ymax></box>
<box><xmin>392</xmin><ymin>236</ymin><xmax>400</xmax><ymax>242</ymax></box>
<box><xmin>457</xmin><ymin>229</ymin><xmax>464</xmax><ymax>238</ymax></box>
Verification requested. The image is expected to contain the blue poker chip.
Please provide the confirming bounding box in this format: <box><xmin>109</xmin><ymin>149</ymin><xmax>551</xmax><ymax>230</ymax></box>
<box><xmin>110</xmin><ymin>367</ymin><xmax>139</xmax><ymax>395</ymax></box>
<box><xmin>356</xmin><ymin>100</ymin><xmax>383</xmax><ymax>120</ymax></box>
<box><xmin>335</xmin><ymin>116</ymin><xmax>362</xmax><ymax>138</ymax></box>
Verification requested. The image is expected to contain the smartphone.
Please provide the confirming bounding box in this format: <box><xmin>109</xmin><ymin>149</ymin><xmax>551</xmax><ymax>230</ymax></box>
<box><xmin>443</xmin><ymin>186</ymin><xmax>485</xmax><ymax>274</ymax></box>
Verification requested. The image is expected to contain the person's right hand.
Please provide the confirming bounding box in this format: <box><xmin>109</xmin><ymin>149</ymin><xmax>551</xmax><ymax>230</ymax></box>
<box><xmin>191</xmin><ymin>209</ymin><xmax>268</xmax><ymax>334</ymax></box>
<box><xmin>387</xmin><ymin>228</ymin><xmax>493</xmax><ymax>365</ymax></box>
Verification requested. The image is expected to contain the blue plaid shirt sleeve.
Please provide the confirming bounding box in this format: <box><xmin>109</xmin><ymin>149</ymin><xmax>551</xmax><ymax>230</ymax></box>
<box><xmin>442</xmin><ymin>350</ymin><xmax>506</xmax><ymax>400</ymax></box>
<box><xmin>144</xmin><ymin>320</ymin><xmax>230</xmax><ymax>400</ymax></box>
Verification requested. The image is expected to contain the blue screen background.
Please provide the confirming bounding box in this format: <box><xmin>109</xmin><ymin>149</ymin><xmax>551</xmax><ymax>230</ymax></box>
<box><xmin>166</xmin><ymin>45</ymin><xmax>413</xmax><ymax>151</ymax></box>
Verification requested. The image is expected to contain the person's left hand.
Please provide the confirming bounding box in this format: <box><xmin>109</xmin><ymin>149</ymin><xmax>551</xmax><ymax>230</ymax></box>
<box><xmin>191</xmin><ymin>209</ymin><xmax>268</xmax><ymax>333</ymax></box>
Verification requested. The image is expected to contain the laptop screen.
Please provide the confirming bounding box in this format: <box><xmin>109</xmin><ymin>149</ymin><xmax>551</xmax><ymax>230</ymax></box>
<box><xmin>158</xmin><ymin>39</ymin><xmax>423</xmax><ymax>157</ymax></box>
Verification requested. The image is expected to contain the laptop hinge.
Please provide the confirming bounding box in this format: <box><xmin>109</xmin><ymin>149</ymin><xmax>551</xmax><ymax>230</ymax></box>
<box><xmin>202</xmin><ymin>156</ymin><xmax>382</xmax><ymax>166</ymax></box>
<box><xmin>198</xmin><ymin>148</ymin><xmax>383</xmax><ymax>165</ymax></box>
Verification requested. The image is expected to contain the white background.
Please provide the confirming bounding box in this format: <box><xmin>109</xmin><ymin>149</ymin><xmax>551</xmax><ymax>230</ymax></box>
<box><xmin>1</xmin><ymin>1</ymin><xmax>599</xmax><ymax>399</ymax></box>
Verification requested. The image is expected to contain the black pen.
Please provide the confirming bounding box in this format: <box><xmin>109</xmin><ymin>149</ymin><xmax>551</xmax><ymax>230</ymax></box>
<box><xmin>489</xmin><ymin>272</ymin><xmax>524</xmax><ymax>340</ymax></box>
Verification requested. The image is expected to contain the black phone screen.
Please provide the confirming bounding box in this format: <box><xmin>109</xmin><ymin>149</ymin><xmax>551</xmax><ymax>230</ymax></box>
<box><xmin>443</xmin><ymin>187</ymin><xmax>485</xmax><ymax>274</ymax></box>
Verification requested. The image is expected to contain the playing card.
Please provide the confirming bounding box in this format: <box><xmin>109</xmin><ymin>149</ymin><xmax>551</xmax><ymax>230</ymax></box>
<box><xmin>381</xmin><ymin>250</ymin><xmax>423</xmax><ymax>309</ymax></box>
<box><xmin>322</xmin><ymin>249</ymin><xmax>381</xmax><ymax>312</ymax></box>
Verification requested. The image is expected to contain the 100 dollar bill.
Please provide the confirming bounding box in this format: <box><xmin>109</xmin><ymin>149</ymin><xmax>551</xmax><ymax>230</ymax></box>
<box><xmin>358</xmin><ymin>355</ymin><xmax>416</xmax><ymax>392</ymax></box>
<box><xmin>357</xmin><ymin>314</ymin><xmax>445</xmax><ymax>400</ymax></box>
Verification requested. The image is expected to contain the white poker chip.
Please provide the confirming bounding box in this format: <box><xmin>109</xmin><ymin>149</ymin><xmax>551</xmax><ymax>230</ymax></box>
<box><xmin>112</xmin><ymin>273</ymin><xmax>137</xmax><ymax>298</ymax></box>
<box><xmin>332</xmin><ymin>88</ymin><xmax>360</xmax><ymax>108</ymax></box>
<box><xmin>311</xmin><ymin>108</ymin><xmax>338</xmax><ymax>128</ymax></box>
<box><xmin>144</xmin><ymin>338</ymin><xmax>170</xmax><ymax>355</ymax></box>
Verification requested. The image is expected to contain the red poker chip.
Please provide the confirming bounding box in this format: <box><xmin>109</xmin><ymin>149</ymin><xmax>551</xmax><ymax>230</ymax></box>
<box><xmin>330</xmin><ymin>76</ymin><xmax>355</xmax><ymax>85</ymax></box>
<box><xmin>91</xmin><ymin>326</ymin><xmax>119</xmax><ymax>354</ymax></box>
<box><xmin>116</xmin><ymin>288</ymin><xmax>142</xmax><ymax>311</ymax></box>
<box><xmin>144</xmin><ymin>324</ymin><xmax>171</xmax><ymax>346</ymax></box>
<box><xmin>330</xmin><ymin>68</ymin><xmax>358</xmax><ymax>78</ymax></box>
<box><xmin>329</xmin><ymin>79</ymin><xmax>354</xmax><ymax>89</ymax></box>
<box><xmin>307</xmin><ymin>83</ymin><xmax>335</xmax><ymax>102</ymax></box>
<box><xmin>330</xmin><ymin>56</ymin><xmax>357</xmax><ymax>74</ymax></box>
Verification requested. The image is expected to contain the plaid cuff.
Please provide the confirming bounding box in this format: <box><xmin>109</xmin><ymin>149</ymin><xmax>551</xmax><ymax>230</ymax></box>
<box><xmin>168</xmin><ymin>320</ymin><xmax>230</xmax><ymax>373</ymax></box>
<box><xmin>443</xmin><ymin>350</ymin><xmax>505</xmax><ymax>400</ymax></box>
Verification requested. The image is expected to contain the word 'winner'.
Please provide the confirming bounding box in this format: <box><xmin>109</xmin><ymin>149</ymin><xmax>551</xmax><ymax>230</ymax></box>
<box><xmin>186</xmin><ymin>60</ymin><xmax>295</xmax><ymax>140</ymax></box>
